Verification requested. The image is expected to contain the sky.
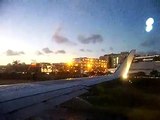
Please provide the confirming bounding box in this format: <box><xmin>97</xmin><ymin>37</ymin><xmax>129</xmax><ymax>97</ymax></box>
<box><xmin>0</xmin><ymin>0</ymin><xmax>160</xmax><ymax>65</ymax></box>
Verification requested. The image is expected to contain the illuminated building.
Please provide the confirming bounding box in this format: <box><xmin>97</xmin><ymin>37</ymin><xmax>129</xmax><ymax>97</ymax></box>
<box><xmin>71</xmin><ymin>57</ymin><xmax>108</xmax><ymax>74</ymax></box>
<box><xmin>100</xmin><ymin>52</ymin><xmax>129</xmax><ymax>68</ymax></box>
<box><xmin>41</xmin><ymin>63</ymin><xmax>52</xmax><ymax>73</ymax></box>
<box><xmin>52</xmin><ymin>63</ymin><xmax>67</xmax><ymax>73</ymax></box>
<box><xmin>25</xmin><ymin>57</ymin><xmax>107</xmax><ymax>75</ymax></box>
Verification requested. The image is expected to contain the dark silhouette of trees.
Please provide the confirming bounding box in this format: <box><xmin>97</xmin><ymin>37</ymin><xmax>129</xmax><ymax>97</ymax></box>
<box><xmin>153</xmin><ymin>56</ymin><xmax>160</xmax><ymax>61</ymax></box>
<box><xmin>136</xmin><ymin>72</ymin><xmax>146</xmax><ymax>76</ymax></box>
<box><xmin>150</xmin><ymin>70</ymin><xmax>160</xmax><ymax>77</ymax></box>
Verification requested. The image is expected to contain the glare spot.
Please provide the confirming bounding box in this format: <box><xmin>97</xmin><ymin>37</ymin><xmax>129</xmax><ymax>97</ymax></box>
<box><xmin>123</xmin><ymin>74</ymin><xmax>128</xmax><ymax>79</ymax></box>
<box><xmin>129</xmin><ymin>80</ymin><xmax>132</xmax><ymax>84</ymax></box>
<box><xmin>146</xmin><ymin>18</ymin><xmax>154</xmax><ymax>26</ymax></box>
<box><xmin>146</xmin><ymin>25</ymin><xmax>153</xmax><ymax>32</ymax></box>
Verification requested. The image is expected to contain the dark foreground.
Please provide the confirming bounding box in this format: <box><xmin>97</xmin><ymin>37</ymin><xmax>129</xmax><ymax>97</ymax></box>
<box><xmin>26</xmin><ymin>77</ymin><xmax>160</xmax><ymax>120</ymax></box>
<box><xmin>82</xmin><ymin>78</ymin><xmax>160</xmax><ymax>120</ymax></box>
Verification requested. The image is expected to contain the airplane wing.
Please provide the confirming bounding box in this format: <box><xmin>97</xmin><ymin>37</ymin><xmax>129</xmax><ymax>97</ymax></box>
<box><xmin>0</xmin><ymin>50</ymin><xmax>135</xmax><ymax>120</ymax></box>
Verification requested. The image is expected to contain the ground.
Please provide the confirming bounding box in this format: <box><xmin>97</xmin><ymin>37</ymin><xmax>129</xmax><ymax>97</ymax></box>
<box><xmin>81</xmin><ymin>78</ymin><xmax>160</xmax><ymax>120</ymax></box>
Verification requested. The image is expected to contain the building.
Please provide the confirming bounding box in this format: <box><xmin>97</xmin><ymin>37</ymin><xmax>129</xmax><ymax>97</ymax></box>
<box><xmin>41</xmin><ymin>63</ymin><xmax>52</xmax><ymax>73</ymax></box>
<box><xmin>41</xmin><ymin>63</ymin><xmax>68</xmax><ymax>74</ymax></box>
<box><xmin>100</xmin><ymin>52</ymin><xmax>129</xmax><ymax>68</ymax></box>
<box><xmin>100</xmin><ymin>53</ymin><xmax>119</xmax><ymax>68</ymax></box>
<box><xmin>119</xmin><ymin>52</ymin><xmax>129</xmax><ymax>63</ymax></box>
<box><xmin>38</xmin><ymin>57</ymin><xmax>107</xmax><ymax>75</ymax></box>
<box><xmin>134</xmin><ymin>55</ymin><xmax>160</xmax><ymax>63</ymax></box>
<box><xmin>52</xmin><ymin>63</ymin><xmax>67</xmax><ymax>73</ymax></box>
<box><xmin>70</xmin><ymin>57</ymin><xmax>108</xmax><ymax>74</ymax></box>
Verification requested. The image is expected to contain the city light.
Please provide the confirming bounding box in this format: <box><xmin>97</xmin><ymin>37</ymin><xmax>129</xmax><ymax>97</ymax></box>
<box><xmin>87</xmin><ymin>63</ymin><xmax>92</xmax><ymax>69</ymax></box>
<box><xmin>67</xmin><ymin>61</ymin><xmax>73</xmax><ymax>66</ymax></box>
<box><xmin>31</xmin><ymin>63</ymin><xmax>36</xmax><ymax>67</ymax></box>
<box><xmin>0</xmin><ymin>53</ymin><xmax>130</xmax><ymax>77</ymax></box>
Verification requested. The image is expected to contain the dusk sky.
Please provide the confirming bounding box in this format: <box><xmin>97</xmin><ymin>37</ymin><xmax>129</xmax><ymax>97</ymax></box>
<box><xmin>0</xmin><ymin>0</ymin><xmax>160</xmax><ymax>65</ymax></box>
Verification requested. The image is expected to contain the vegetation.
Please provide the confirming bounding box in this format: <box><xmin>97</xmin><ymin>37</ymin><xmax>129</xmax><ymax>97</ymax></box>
<box><xmin>79</xmin><ymin>78</ymin><xmax>160</xmax><ymax>120</ymax></box>
<box><xmin>153</xmin><ymin>56</ymin><xmax>160</xmax><ymax>61</ymax></box>
<box><xmin>150</xmin><ymin>69</ymin><xmax>160</xmax><ymax>77</ymax></box>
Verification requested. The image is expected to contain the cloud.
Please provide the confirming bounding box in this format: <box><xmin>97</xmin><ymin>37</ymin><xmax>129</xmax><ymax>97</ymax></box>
<box><xmin>6</xmin><ymin>49</ymin><xmax>25</xmax><ymax>56</ymax></box>
<box><xmin>78</xmin><ymin>34</ymin><xmax>103</xmax><ymax>44</ymax></box>
<box><xmin>109</xmin><ymin>47</ymin><xmax>113</xmax><ymax>51</ymax></box>
<box><xmin>80</xmin><ymin>49</ymin><xmax>85</xmax><ymax>52</ymax></box>
<box><xmin>140</xmin><ymin>36</ymin><xmax>160</xmax><ymax>49</ymax></box>
<box><xmin>55</xmin><ymin>50</ymin><xmax>66</xmax><ymax>54</ymax></box>
<box><xmin>79</xmin><ymin>49</ymin><xmax>92</xmax><ymax>52</ymax></box>
<box><xmin>19</xmin><ymin>51</ymin><xmax>25</xmax><ymax>54</ymax></box>
<box><xmin>42</xmin><ymin>47</ymin><xmax>53</xmax><ymax>54</ymax></box>
<box><xmin>52</xmin><ymin>27</ymin><xmax>76</xmax><ymax>45</ymax></box>
<box><xmin>36</xmin><ymin>51</ymin><xmax>43</xmax><ymax>55</ymax></box>
<box><xmin>101</xmin><ymin>49</ymin><xmax>106</xmax><ymax>52</ymax></box>
<box><xmin>86</xmin><ymin>49</ymin><xmax>92</xmax><ymax>52</ymax></box>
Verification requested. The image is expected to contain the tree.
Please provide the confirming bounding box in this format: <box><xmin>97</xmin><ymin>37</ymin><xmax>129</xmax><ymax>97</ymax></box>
<box><xmin>136</xmin><ymin>71</ymin><xmax>146</xmax><ymax>76</ymax></box>
<box><xmin>153</xmin><ymin>56</ymin><xmax>160</xmax><ymax>61</ymax></box>
<box><xmin>150</xmin><ymin>70</ymin><xmax>159</xmax><ymax>77</ymax></box>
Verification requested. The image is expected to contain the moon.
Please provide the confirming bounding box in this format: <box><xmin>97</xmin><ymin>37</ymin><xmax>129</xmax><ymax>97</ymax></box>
<box><xmin>146</xmin><ymin>18</ymin><xmax>154</xmax><ymax>26</ymax></box>
<box><xmin>145</xmin><ymin>17</ymin><xmax>154</xmax><ymax>32</ymax></box>
<box><xmin>146</xmin><ymin>25</ymin><xmax>153</xmax><ymax>32</ymax></box>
